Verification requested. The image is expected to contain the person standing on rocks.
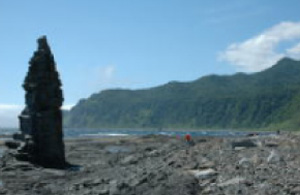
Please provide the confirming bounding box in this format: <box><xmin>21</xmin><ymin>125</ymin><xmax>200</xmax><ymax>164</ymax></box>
<box><xmin>185</xmin><ymin>134</ymin><xmax>192</xmax><ymax>145</ymax></box>
<box><xmin>184</xmin><ymin>134</ymin><xmax>194</xmax><ymax>154</ymax></box>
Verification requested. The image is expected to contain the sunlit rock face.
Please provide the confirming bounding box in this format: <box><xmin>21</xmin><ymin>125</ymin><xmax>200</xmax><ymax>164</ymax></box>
<box><xmin>18</xmin><ymin>36</ymin><xmax>66</xmax><ymax>168</ymax></box>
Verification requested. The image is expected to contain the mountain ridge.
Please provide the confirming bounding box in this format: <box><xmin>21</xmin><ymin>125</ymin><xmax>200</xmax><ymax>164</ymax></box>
<box><xmin>65</xmin><ymin>57</ymin><xmax>300</xmax><ymax>130</ymax></box>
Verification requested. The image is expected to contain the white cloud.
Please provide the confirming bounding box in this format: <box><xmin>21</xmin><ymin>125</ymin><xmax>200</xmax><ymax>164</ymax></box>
<box><xmin>0</xmin><ymin>104</ymin><xmax>75</xmax><ymax>128</ymax></box>
<box><xmin>220</xmin><ymin>21</ymin><xmax>300</xmax><ymax>72</ymax></box>
<box><xmin>62</xmin><ymin>104</ymin><xmax>75</xmax><ymax>110</ymax></box>
<box><xmin>84</xmin><ymin>65</ymin><xmax>119</xmax><ymax>93</ymax></box>
<box><xmin>0</xmin><ymin>104</ymin><xmax>23</xmax><ymax>128</ymax></box>
<box><xmin>102</xmin><ymin>66</ymin><xmax>115</xmax><ymax>80</ymax></box>
<box><xmin>93</xmin><ymin>65</ymin><xmax>116</xmax><ymax>84</ymax></box>
<box><xmin>90</xmin><ymin>65</ymin><xmax>135</xmax><ymax>88</ymax></box>
<box><xmin>287</xmin><ymin>42</ymin><xmax>300</xmax><ymax>59</ymax></box>
<box><xmin>84</xmin><ymin>64</ymin><xmax>141</xmax><ymax>94</ymax></box>
<box><xmin>0</xmin><ymin>104</ymin><xmax>23</xmax><ymax>110</ymax></box>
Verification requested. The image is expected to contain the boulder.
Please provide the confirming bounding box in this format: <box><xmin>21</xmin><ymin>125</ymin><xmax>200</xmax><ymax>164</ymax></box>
<box><xmin>231</xmin><ymin>139</ymin><xmax>257</xmax><ymax>149</ymax></box>
<box><xmin>4</xmin><ymin>141</ymin><xmax>20</xmax><ymax>149</ymax></box>
<box><xmin>264</xmin><ymin>141</ymin><xmax>279</xmax><ymax>147</ymax></box>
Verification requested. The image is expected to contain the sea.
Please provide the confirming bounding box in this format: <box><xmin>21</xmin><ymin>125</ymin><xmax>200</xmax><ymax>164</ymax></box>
<box><xmin>0</xmin><ymin>128</ymin><xmax>276</xmax><ymax>159</ymax></box>
<box><xmin>0</xmin><ymin>128</ymin><xmax>276</xmax><ymax>139</ymax></box>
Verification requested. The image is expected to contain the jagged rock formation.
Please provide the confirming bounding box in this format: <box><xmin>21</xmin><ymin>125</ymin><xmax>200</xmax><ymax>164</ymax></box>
<box><xmin>13</xmin><ymin>36</ymin><xmax>66</xmax><ymax>168</ymax></box>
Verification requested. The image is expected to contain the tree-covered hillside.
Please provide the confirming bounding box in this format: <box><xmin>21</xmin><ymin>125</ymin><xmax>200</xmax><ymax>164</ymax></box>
<box><xmin>64</xmin><ymin>58</ymin><xmax>300</xmax><ymax>130</ymax></box>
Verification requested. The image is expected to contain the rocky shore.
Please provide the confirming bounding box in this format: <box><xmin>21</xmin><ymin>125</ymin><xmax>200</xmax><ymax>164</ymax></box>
<box><xmin>1</xmin><ymin>133</ymin><xmax>300</xmax><ymax>195</ymax></box>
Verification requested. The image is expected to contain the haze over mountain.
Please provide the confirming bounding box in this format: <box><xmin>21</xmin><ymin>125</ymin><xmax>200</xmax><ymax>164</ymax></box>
<box><xmin>65</xmin><ymin>58</ymin><xmax>300</xmax><ymax>130</ymax></box>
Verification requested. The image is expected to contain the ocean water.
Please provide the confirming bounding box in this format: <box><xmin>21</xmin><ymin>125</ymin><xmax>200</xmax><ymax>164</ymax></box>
<box><xmin>64</xmin><ymin>128</ymin><xmax>275</xmax><ymax>138</ymax></box>
<box><xmin>0</xmin><ymin>128</ymin><xmax>275</xmax><ymax>139</ymax></box>
<box><xmin>0</xmin><ymin>128</ymin><xmax>18</xmax><ymax>136</ymax></box>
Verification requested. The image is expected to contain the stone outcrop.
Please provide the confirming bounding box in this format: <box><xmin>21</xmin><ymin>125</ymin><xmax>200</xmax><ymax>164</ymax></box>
<box><xmin>13</xmin><ymin>36</ymin><xmax>66</xmax><ymax>168</ymax></box>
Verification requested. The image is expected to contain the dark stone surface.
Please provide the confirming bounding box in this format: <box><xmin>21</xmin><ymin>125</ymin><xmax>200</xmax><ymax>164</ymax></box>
<box><xmin>1</xmin><ymin>134</ymin><xmax>300</xmax><ymax>195</ymax></box>
<box><xmin>15</xmin><ymin>36</ymin><xmax>66</xmax><ymax>168</ymax></box>
<box><xmin>4</xmin><ymin>141</ymin><xmax>20</xmax><ymax>149</ymax></box>
<box><xmin>231</xmin><ymin>139</ymin><xmax>257</xmax><ymax>149</ymax></box>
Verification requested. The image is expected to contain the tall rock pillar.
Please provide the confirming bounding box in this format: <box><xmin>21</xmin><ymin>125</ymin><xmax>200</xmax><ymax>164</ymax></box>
<box><xmin>19</xmin><ymin>36</ymin><xmax>66</xmax><ymax>168</ymax></box>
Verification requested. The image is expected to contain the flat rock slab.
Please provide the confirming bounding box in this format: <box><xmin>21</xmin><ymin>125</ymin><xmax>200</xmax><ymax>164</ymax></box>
<box><xmin>218</xmin><ymin>177</ymin><xmax>245</xmax><ymax>187</ymax></box>
<box><xmin>188</xmin><ymin>168</ymin><xmax>217</xmax><ymax>179</ymax></box>
<box><xmin>231</xmin><ymin>139</ymin><xmax>257</xmax><ymax>149</ymax></box>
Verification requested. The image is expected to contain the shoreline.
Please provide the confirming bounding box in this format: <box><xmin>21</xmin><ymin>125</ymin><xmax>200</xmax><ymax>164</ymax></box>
<box><xmin>0</xmin><ymin>128</ymin><xmax>279</xmax><ymax>142</ymax></box>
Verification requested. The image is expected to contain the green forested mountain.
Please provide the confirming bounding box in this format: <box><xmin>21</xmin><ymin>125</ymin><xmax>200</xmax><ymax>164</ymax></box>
<box><xmin>64</xmin><ymin>58</ymin><xmax>300</xmax><ymax>130</ymax></box>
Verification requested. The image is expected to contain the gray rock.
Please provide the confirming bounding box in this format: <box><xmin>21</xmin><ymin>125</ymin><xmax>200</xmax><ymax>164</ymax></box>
<box><xmin>234</xmin><ymin>146</ymin><xmax>246</xmax><ymax>151</ymax></box>
<box><xmin>267</xmin><ymin>150</ymin><xmax>282</xmax><ymax>163</ymax></box>
<box><xmin>4</xmin><ymin>141</ymin><xmax>20</xmax><ymax>149</ymax></box>
<box><xmin>264</xmin><ymin>141</ymin><xmax>279</xmax><ymax>147</ymax></box>
<box><xmin>98</xmin><ymin>189</ymin><xmax>109</xmax><ymax>195</ymax></box>
<box><xmin>148</xmin><ymin>150</ymin><xmax>160</xmax><ymax>157</ymax></box>
<box><xmin>43</xmin><ymin>169</ymin><xmax>65</xmax><ymax>176</ymax></box>
<box><xmin>231</xmin><ymin>139</ymin><xmax>257</xmax><ymax>149</ymax></box>
<box><xmin>291</xmin><ymin>186</ymin><xmax>300</xmax><ymax>194</ymax></box>
<box><xmin>218</xmin><ymin>177</ymin><xmax>245</xmax><ymax>187</ymax></box>
<box><xmin>202</xmin><ymin>186</ymin><xmax>213</xmax><ymax>194</ymax></box>
<box><xmin>2</xmin><ymin>162</ymin><xmax>34</xmax><ymax>172</ymax></box>
<box><xmin>109</xmin><ymin>180</ymin><xmax>119</xmax><ymax>195</ymax></box>
<box><xmin>199</xmin><ymin>161</ymin><xmax>215</xmax><ymax>169</ymax></box>
<box><xmin>121</xmin><ymin>155</ymin><xmax>138</xmax><ymax>165</ymax></box>
<box><xmin>188</xmin><ymin>168</ymin><xmax>217</xmax><ymax>179</ymax></box>
<box><xmin>238</xmin><ymin>157</ymin><xmax>252</xmax><ymax>168</ymax></box>
<box><xmin>12</xmin><ymin>133</ymin><xmax>25</xmax><ymax>141</ymax></box>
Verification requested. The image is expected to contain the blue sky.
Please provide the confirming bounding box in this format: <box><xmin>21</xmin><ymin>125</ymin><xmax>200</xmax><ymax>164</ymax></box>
<box><xmin>1</xmin><ymin>0</ymin><xmax>300</xmax><ymax>127</ymax></box>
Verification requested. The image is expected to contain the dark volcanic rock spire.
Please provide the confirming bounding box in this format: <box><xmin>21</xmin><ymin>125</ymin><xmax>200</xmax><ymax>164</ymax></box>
<box><xmin>18</xmin><ymin>36</ymin><xmax>66</xmax><ymax>168</ymax></box>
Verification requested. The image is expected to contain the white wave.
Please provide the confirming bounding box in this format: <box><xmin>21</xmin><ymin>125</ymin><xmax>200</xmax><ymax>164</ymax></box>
<box><xmin>80</xmin><ymin>133</ymin><xmax>129</xmax><ymax>137</ymax></box>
